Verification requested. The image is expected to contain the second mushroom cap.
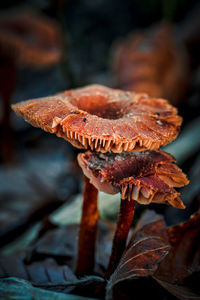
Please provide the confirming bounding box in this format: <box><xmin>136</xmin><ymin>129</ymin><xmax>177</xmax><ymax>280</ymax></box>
<box><xmin>78</xmin><ymin>150</ymin><xmax>189</xmax><ymax>209</ymax></box>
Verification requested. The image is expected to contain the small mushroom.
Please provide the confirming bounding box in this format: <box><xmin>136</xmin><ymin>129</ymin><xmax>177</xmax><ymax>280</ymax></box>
<box><xmin>78</xmin><ymin>150</ymin><xmax>189</xmax><ymax>278</ymax></box>
<box><xmin>12</xmin><ymin>84</ymin><xmax>184</xmax><ymax>277</ymax></box>
<box><xmin>113</xmin><ymin>23</ymin><xmax>189</xmax><ymax>105</ymax></box>
<box><xmin>12</xmin><ymin>84</ymin><xmax>182</xmax><ymax>153</ymax></box>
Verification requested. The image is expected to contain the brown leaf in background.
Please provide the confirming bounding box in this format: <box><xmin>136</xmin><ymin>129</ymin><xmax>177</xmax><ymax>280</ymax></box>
<box><xmin>113</xmin><ymin>23</ymin><xmax>190</xmax><ymax>106</ymax></box>
<box><xmin>154</xmin><ymin>210</ymin><xmax>200</xmax><ymax>300</ymax></box>
<box><xmin>32</xmin><ymin>224</ymin><xmax>78</xmax><ymax>262</ymax></box>
<box><xmin>0</xmin><ymin>142</ymin><xmax>78</xmax><ymax>248</ymax></box>
<box><xmin>12</xmin><ymin>220</ymin><xmax>115</xmax><ymax>274</ymax></box>
<box><xmin>106</xmin><ymin>210</ymin><xmax>170</xmax><ymax>299</ymax></box>
<box><xmin>129</xmin><ymin>209</ymin><xmax>164</xmax><ymax>243</ymax></box>
<box><xmin>0</xmin><ymin>221</ymin><xmax>112</xmax><ymax>298</ymax></box>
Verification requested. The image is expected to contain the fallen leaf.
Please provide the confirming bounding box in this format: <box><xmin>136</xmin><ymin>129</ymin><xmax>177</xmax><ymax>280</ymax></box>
<box><xmin>30</xmin><ymin>220</ymin><xmax>115</xmax><ymax>273</ymax></box>
<box><xmin>0</xmin><ymin>222</ymin><xmax>41</xmax><ymax>256</ymax></box>
<box><xmin>32</xmin><ymin>224</ymin><xmax>78</xmax><ymax>261</ymax></box>
<box><xmin>106</xmin><ymin>210</ymin><xmax>170</xmax><ymax>299</ymax></box>
<box><xmin>0</xmin><ymin>277</ymin><xmax>98</xmax><ymax>300</ymax></box>
<box><xmin>36</xmin><ymin>276</ymin><xmax>105</xmax><ymax>299</ymax></box>
<box><xmin>0</xmin><ymin>253</ymin><xmax>76</xmax><ymax>292</ymax></box>
<box><xmin>113</xmin><ymin>23</ymin><xmax>189</xmax><ymax>105</ymax></box>
<box><xmin>155</xmin><ymin>278</ymin><xmax>200</xmax><ymax>300</ymax></box>
<box><xmin>0</xmin><ymin>141</ymin><xmax>79</xmax><ymax>247</ymax></box>
<box><xmin>130</xmin><ymin>209</ymin><xmax>164</xmax><ymax>242</ymax></box>
<box><xmin>0</xmin><ymin>223</ymin><xmax>107</xmax><ymax>298</ymax></box>
<box><xmin>0</xmin><ymin>219</ymin><xmax>115</xmax><ymax>284</ymax></box>
<box><xmin>109</xmin><ymin>276</ymin><xmax>177</xmax><ymax>300</ymax></box>
<box><xmin>154</xmin><ymin>209</ymin><xmax>200</xmax><ymax>300</ymax></box>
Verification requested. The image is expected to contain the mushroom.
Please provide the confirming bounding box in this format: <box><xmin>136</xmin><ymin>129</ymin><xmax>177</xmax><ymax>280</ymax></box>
<box><xmin>11</xmin><ymin>84</ymin><xmax>182</xmax><ymax>153</ymax></box>
<box><xmin>77</xmin><ymin>150</ymin><xmax>189</xmax><ymax>278</ymax></box>
<box><xmin>0</xmin><ymin>8</ymin><xmax>62</xmax><ymax>161</ymax></box>
<box><xmin>12</xmin><ymin>84</ymin><xmax>183</xmax><ymax>276</ymax></box>
<box><xmin>113</xmin><ymin>23</ymin><xmax>189</xmax><ymax>106</ymax></box>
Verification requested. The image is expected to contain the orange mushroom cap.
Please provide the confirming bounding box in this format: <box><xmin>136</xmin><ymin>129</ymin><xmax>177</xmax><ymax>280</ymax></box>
<box><xmin>12</xmin><ymin>84</ymin><xmax>182</xmax><ymax>153</ymax></box>
<box><xmin>0</xmin><ymin>9</ymin><xmax>62</xmax><ymax>67</ymax></box>
<box><xmin>113</xmin><ymin>24</ymin><xmax>189</xmax><ymax>105</ymax></box>
<box><xmin>78</xmin><ymin>150</ymin><xmax>189</xmax><ymax>209</ymax></box>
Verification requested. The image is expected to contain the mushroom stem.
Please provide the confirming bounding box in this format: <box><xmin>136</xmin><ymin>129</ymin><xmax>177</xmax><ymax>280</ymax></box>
<box><xmin>76</xmin><ymin>175</ymin><xmax>99</xmax><ymax>276</ymax></box>
<box><xmin>105</xmin><ymin>197</ymin><xmax>136</xmax><ymax>279</ymax></box>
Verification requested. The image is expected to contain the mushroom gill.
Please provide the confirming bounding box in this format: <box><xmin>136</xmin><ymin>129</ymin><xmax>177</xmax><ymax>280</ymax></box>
<box><xmin>12</xmin><ymin>84</ymin><xmax>182</xmax><ymax>153</ymax></box>
<box><xmin>78</xmin><ymin>150</ymin><xmax>189</xmax><ymax>209</ymax></box>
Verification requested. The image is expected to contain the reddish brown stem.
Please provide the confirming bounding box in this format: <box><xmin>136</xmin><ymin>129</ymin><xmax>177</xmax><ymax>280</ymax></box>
<box><xmin>105</xmin><ymin>198</ymin><xmax>136</xmax><ymax>279</ymax></box>
<box><xmin>76</xmin><ymin>175</ymin><xmax>99</xmax><ymax>276</ymax></box>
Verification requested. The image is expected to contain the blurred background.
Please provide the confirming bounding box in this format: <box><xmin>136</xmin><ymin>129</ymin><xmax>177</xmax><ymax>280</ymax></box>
<box><xmin>0</xmin><ymin>0</ymin><xmax>200</xmax><ymax>251</ymax></box>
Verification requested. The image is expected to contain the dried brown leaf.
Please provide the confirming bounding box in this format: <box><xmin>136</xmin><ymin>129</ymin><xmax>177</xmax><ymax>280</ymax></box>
<box><xmin>154</xmin><ymin>210</ymin><xmax>200</xmax><ymax>300</ymax></box>
<box><xmin>113</xmin><ymin>23</ymin><xmax>189</xmax><ymax>105</ymax></box>
<box><xmin>106</xmin><ymin>212</ymin><xmax>169</xmax><ymax>299</ymax></box>
<box><xmin>0</xmin><ymin>9</ymin><xmax>62</xmax><ymax>67</ymax></box>
<box><xmin>156</xmin><ymin>278</ymin><xmax>200</xmax><ymax>300</ymax></box>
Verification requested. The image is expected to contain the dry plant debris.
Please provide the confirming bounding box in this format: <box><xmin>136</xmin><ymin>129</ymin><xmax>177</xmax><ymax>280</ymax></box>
<box><xmin>113</xmin><ymin>23</ymin><xmax>189</xmax><ymax>105</ymax></box>
<box><xmin>0</xmin><ymin>8</ymin><xmax>62</xmax><ymax>67</ymax></box>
